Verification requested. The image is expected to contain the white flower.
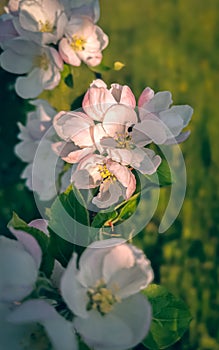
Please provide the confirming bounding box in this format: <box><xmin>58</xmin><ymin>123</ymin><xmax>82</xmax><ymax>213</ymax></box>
<box><xmin>0</xmin><ymin>230</ymin><xmax>41</xmax><ymax>303</ymax></box>
<box><xmin>15</xmin><ymin>99</ymin><xmax>64</xmax><ymax>201</ymax></box>
<box><xmin>61</xmin><ymin>238</ymin><xmax>153</xmax><ymax>350</ymax></box>
<box><xmin>12</xmin><ymin>0</ymin><xmax>68</xmax><ymax>45</ymax></box>
<box><xmin>59</xmin><ymin>15</ymin><xmax>108</xmax><ymax>67</ymax></box>
<box><xmin>0</xmin><ymin>37</ymin><xmax>63</xmax><ymax>98</ymax></box>
<box><xmin>1</xmin><ymin>300</ymin><xmax>78</xmax><ymax>350</ymax></box>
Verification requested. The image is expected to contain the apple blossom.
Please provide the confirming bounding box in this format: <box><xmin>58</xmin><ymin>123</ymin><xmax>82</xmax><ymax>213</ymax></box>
<box><xmin>59</xmin><ymin>16</ymin><xmax>108</xmax><ymax>67</ymax></box>
<box><xmin>71</xmin><ymin>154</ymin><xmax>136</xmax><ymax>208</ymax></box>
<box><xmin>11</xmin><ymin>0</ymin><xmax>68</xmax><ymax>45</ymax></box>
<box><xmin>61</xmin><ymin>238</ymin><xmax>153</xmax><ymax>350</ymax></box>
<box><xmin>82</xmin><ymin>79</ymin><xmax>136</xmax><ymax>122</ymax></box>
<box><xmin>138</xmin><ymin>87</ymin><xmax>193</xmax><ymax>144</ymax></box>
<box><xmin>0</xmin><ymin>14</ymin><xmax>18</xmax><ymax>47</ymax></box>
<box><xmin>94</xmin><ymin>103</ymin><xmax>162</xmax><ymax>173</ymax></box>
<box><xmin>15</xmin><ymin>99</ymin><xmax>64</xmax><ymax>201</ymax></box>
<box><xmin>0</xmin><ymin>37</ymin><xmax>63</xmax><ymax>99</ymax></box>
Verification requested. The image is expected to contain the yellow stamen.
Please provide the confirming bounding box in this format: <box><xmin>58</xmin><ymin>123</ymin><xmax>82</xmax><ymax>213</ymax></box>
<box><xmin>115</xmin><ymin>132</ymin><xmax>134</xmax><ymax>149</ymax></box>
<box><xmin>70</xmin><ymin>35</ymin><xmax>86</xmax><ymax>51</ymax></box>
<box><xmin>39</xmin><ymin>20</ymin><xmax>54</xmax><ymax>33</ymax></box>
<box><xmin>87</xmin><ymin>278</ymin><xmax>120</xmax><ymax>315</ymax></box>
<box><xmin>98</xmin><ymin>164</ymin><xmax>116</xmax><ymax>182</ymax></box>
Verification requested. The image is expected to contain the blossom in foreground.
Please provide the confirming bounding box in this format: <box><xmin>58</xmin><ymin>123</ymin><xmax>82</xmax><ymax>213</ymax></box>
<box><xmin>7</xmin><ymin>299</ymin><xmax>78</xmax><ymax>350</ymax></box>
<box><xmin>0</xmin><ymin>14</ymin><xmax>18</xmax><ymax>47</ymax></box>
<box><xmin>0</xmin><ymin>230</ymin><xmax>41</xmax><ymax>303</ymax></box>
<box><xmin>12</xmin><ymin>0</ymin><xmax>68</xmax><ymax>45</ymax></box>
<box><xmin>82</xmin><ymin>79</ymin><xmax>136</xmax><ymax>122</ymax></box>
<box><xmin>71</xmin><ymin>154</ymin><xmax>136</xmax><ymax>208</ymax></box>
<box><xmin>0</xmin><ymin>37</ymin><xmax>63</xmax><ymax>98</ymax></box>
<box><xmin>61</xmin><ymin>238</ymin><xmax>153</xmax><ymax>350</ymax></box>
<box><xmin>59</xmin><ymin>15</ymin><xmax>108</xmax><ymax>67</ymax></box>
<box><xmin>137</xmin><ymin>87</ymin><xmax>193</xmax><ymax>144</ymax></box>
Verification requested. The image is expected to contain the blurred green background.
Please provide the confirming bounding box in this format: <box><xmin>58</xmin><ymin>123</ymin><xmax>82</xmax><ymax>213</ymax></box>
<box><xmin>0</xmin><ymin>0</ymin><xmax>219</xmax><ymax>349</ymax></box>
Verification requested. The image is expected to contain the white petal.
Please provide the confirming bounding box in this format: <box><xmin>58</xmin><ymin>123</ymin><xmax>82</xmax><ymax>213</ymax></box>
<box><xmin>133</xmin><ymin>118</ymin><xmax>167</xmax><ymax>144</ymax></box>
<box><xmin>61</xmin><ymin>254</ymin><xmax>89</xmax><ymax>318</ymax></box>
<box><xmin>103</xmin><ymin>244</ymin><xmax>135</xmax><ymax>282</ymax></box>
<box><xmin>145</xmin><ymin>91</ymin><xmax>173</xmax><ymax>112</ymax></box>
<box><xmin>74</xmin><ymin>309</ymin><xmax>132</xmax><ymax>350</ymax></box>
<box><xmin>159</xmin><ymin>109</ymin><xmax>184</xmax><ymax>137</ymax></box>
<box><xmin>15</xmin><ymin>68</ymin><xmax>44</xmax><ymax>99</ymax></box>
<box><xmin>9</xmin><ymin>228</ymin><xmax>42</xmax><ymax>270</ymax></box>
<box><xmin>103</xmin><ymin>104</ymin><xmax>138</xmax><ymax>136</ymax></box>
<box><xmin>0</xmin><ymin>237</ymin><xmax>38</xmax><ymax>302</ymax></box>
<box><xmin>170</xmin><ymin>105</ymin><xmax>193</xmax><ymax>127</ymax></box>
<box><xmin>0</xmin><ymin>49</ymin><xmax>32</xmax><ymax>74</ymax></box>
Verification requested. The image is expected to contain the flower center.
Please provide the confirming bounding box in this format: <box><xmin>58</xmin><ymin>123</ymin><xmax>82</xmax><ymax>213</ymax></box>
<box><xmin>98</xmin><ymin>164</ymin><xmax>116</xmax><ymax>182</ymax></box>
<box><xmin>114</xmin><ymin>132</ymin><xmax>135</xmax><ymax>149</ymax></box>
<box><xmin>39</xmin><ymin>20</ymin><xmax>54</xmax><ymax>33</ymax></box>
<box><xmin>87</xmin><ymin>278</ymin><xmax>120</xmax><ymax>315</ymax></box>
<box><xmin>70</xmin><ymin>35</ymin><xmax>86</xmax><ymax>51</ymax></box>
<box><xmin>34</xmin><ymin>53</ymin><xmax>49</xmax><ymax>70</ymax></box>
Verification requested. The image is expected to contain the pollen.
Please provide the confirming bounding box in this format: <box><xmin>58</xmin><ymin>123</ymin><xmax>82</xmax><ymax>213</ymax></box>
<box><xmin>98</xmin><ymin>164</ymin><xmax>116</xmax><ymax>182</ymax></box>
<box><xmin>39</xmin><ymin>20</ymin><xmax>54</xmax><ymax>33</ymax></box>
<box><xmin>34</xmin><ymin>53</ymin><xmax>49</xmax><ymax>70</ymax></box>
<box><xmin>87</xmin><ymin>278</ymin><xmax>120</xmax><ymax>315</ymax></box>
<box><xmin>70</xmin><ymin>35</ymin><xmax>86</xmax><ymax>51</ymax></box>
<box><xmin>114</xmin><ymin>132</ymin><xmax>134</xmax><ymax>149</ymax></box>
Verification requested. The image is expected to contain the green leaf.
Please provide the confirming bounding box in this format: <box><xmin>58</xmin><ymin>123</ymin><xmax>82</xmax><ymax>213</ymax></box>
<box><xmin>48</xmin><ymin>186</ymin><xmax>91</xmax><ymax>264</ymax></box>
<box><xmin>116</xmin><ymin>192</ymin><xmax>140</xmax><ymax>222</ymax></box>
<box><xmin>8</xmin><ymin>212</ymin><xmax>54</xmax><ymax>277</ymax></box>
<box><xmin>145</xmin><ymin>159</ymin><xmax>173</xmax><ymax>187</ymax></box>
<box><xmin>142</xmin><ymin>284</ymin><xmax>192</xmax><ymax>349</ymax></box>
<box><xmin>91</xmin><ymin>208</ymin><xmax>118</xmax><ymax>228</ymax></box>
<box><xmin>89</xmin><ymin>62</ymin><xmax>111</xmax><ymax>74</ymax></box>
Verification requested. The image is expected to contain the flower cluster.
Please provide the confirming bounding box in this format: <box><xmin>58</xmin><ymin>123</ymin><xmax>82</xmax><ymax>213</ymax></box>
<box><xmin>52</xmin><ymin>79</ymin><xmax>193</xmax><ymax>208</ymax></box>
<box><xmin>0</xmin><ymin>0</ymin><xmax>108</xmax><ymax>98</ymax></box>
<box><xmin>0</xmin><ymin>223</ymin><xmax>153</xmax><ymax>350</ymax></box>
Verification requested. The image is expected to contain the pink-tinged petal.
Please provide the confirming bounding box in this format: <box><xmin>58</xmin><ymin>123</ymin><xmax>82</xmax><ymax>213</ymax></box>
<box><xmin>51</xmin><ymin>141</ymin><xmax>77</xmax><ymax>157</ymax></box>
<box><xmin>59</xmin><ymin>38</ymin><xmax>81</xmax><ymax>66</ymax></box>
<box><xmin>53</xmin><ymin>111</ymin><xmax>94</xmax><ymax>146</ymax></box>
<box><xmin>79</xmin><ymin>50</ymin><xmax>103</xmax><ymax>67</ymax></box>
<box><xmin>103</xmin><ymin>104</ymin><xmax>138</xmax><ymax>136</ymax></box>
<box><xmin>29</xmin><ymin>219</ymin><xmax>49</xmax><ymax>236</ymax></box>
<box><xmin>62</xmin><ymin>147</ymin><xmax>94</xmax><ymax>164</ymax></box>
<box><xmin>110</xmin><ymin>84</ymin><xmax>136</xmax><ymax>108</ymax></box>
<box><xmin>90</xmin><ymin>79</ymin><xmax>107</xmax><ymax>88</ymax></box>
<box><xmin>7</xmin><ymin>0</ymin><xmax>20</xmax><ymax>13</ymax></box>
<box><xmin>138</xmin><ymin>87</ymin><xmax>154</xmax><ymax>108</ymax></box>
<box><xmin>71</xmin><ymin>154</ymin><xmax>104</xmax><ymax>188</ymax></box>
<box><xmin>103</xmin><ymin>245</ymin><xmax>135</xmax><ymax>283</ymax></box>
<box><xmin>107</xmin><ymin>160</ymin><xmax>136</xmax><ymax>199</ymax></box>
<box><xmin>82</xmin><ymin>82</ymin><xmax>116</xmax><ymax>122</ymax></box>
<box><xmin>49</xmin><ymin>46</ymin><xmax>63</xmax><ymax>70</ymax></box>
<box><xmin>9</xmin><ymin>228</ymin><xmax>42</xmax><ymax>270</ymax></box>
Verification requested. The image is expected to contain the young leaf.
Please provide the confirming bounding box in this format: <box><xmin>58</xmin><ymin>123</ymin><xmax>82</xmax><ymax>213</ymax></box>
<box><xmin>91</xmin><ymin>208</ymin><xmax>118</xmax><ymax>228</ymax></box>
<box><xmin>8</xmin><ymin>212</ymin><xmax>54</xmax><ymax>277</ymax></box>
<box><xmin>142</xmin><ymin>284</ymin><xmax>192</xmax><ymax>349</ymax></box>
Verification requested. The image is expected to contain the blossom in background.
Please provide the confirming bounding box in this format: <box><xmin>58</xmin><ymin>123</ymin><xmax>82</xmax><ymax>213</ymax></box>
<box><xmin>0</xmin><ymin>14</ymin><xmax>18</xmax><ymax>47</ymax></box>
<box><xmin>137</xmin><ymin>87</ymin><xmax>193</xmax><ymax>144</ymax></box>
<box><xmin>69</xmin><ymin>0</ymin><xmax>100</xmax><ymax>23</ymax></box>
<box><xmin>82</xmin><ymin>79</ymin><xmax>136</xmax><ymax>122</ymax></box>
<box><xmin>61</xmin><ymin>238</ymin><xmax>153</xmax><ymax>350</ymax></box>
<box><xmin>15</xmin><ymin>99</ymin><xmax>64</xmax><ymax>201</ymax></box>
<box><xmin>59</xmin><ymin>15</ymin><xmax>108</xmax><ymax>67</ymax></box>
<box><xmin>71</xmin><ymin>154</ymin><xmax>136</xmax><ymax>208</ymax></box>
<box><xmin>0</xmin><ymin>37</ymin><xmax>63</xmax><ymax>98</ymax></box>
<box><xmin>12</xmin><ymin>0</ymin><xmax>68</xmax><ymax>45</ymax></box>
